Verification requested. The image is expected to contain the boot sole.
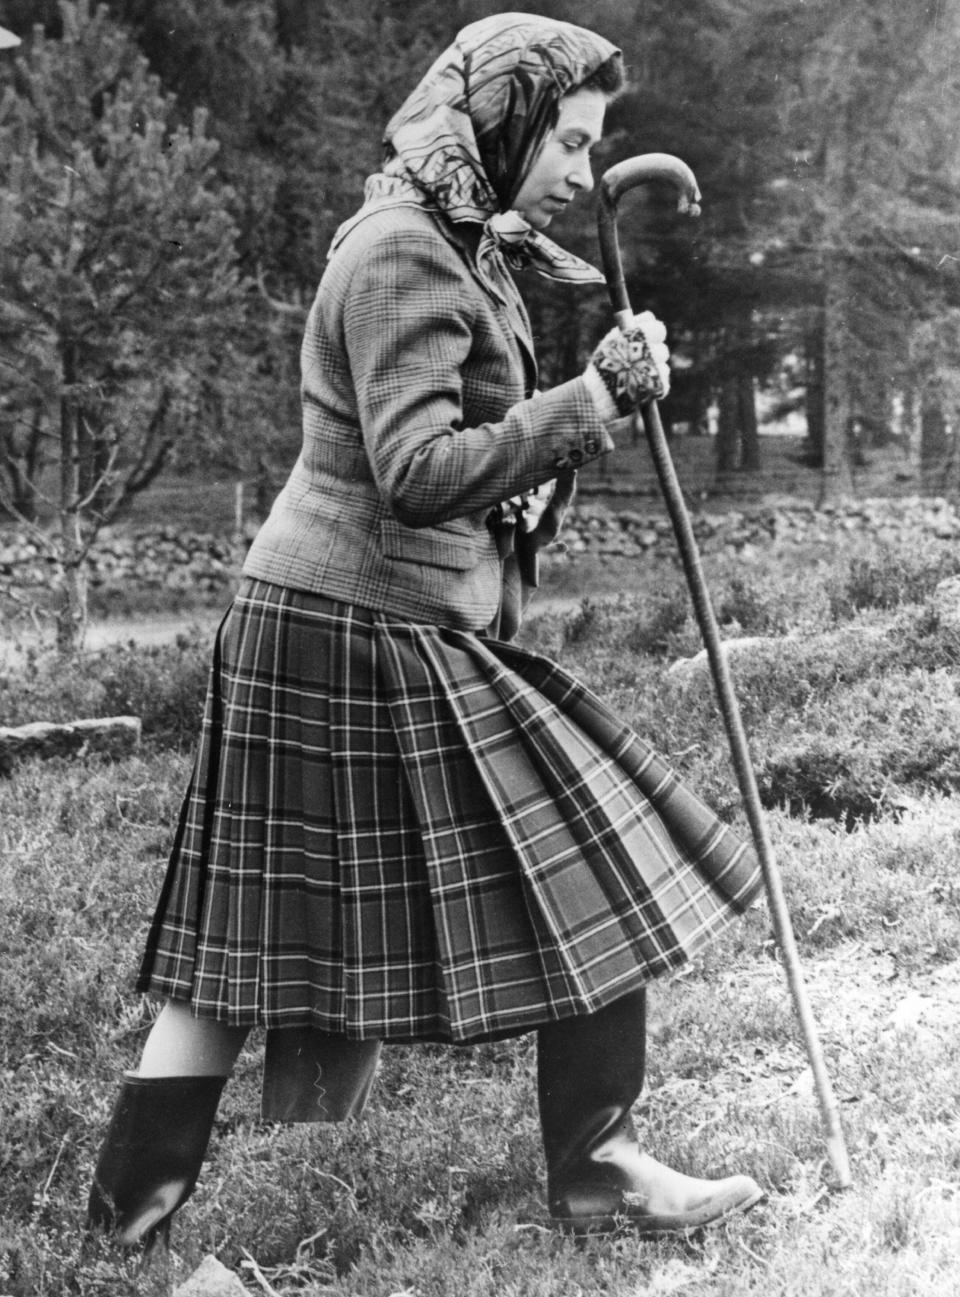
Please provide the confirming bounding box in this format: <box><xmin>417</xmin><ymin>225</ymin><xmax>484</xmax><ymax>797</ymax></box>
<box><xmin>549</xmin><ymin>1184</ymin><xmax>766</xmax><ymax>1237</ymax></box>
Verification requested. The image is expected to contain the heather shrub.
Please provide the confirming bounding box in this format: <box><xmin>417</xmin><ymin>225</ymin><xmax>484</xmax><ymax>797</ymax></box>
<box><xmin>0</xmin><ymin>631</ymin><xmax>211</xmax><ymax>750</ymax></box>
<box><xmin>826</xmin><ymin>537</ymin><xmax>960</xmax><ymax>619</ymax></box>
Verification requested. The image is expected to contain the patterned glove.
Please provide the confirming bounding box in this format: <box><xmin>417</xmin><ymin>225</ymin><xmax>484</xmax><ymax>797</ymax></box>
<box><xmin>583</xmin><ymin>311</ymin><xmax>670</xmax><ymax>420</ymax></box>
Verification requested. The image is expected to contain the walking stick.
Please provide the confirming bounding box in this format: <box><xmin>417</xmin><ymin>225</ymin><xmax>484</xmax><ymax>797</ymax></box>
<box><xmin>597</xmin><ymin>154</ymin><xmax>853</xmax><ymax>1189</ymax></box>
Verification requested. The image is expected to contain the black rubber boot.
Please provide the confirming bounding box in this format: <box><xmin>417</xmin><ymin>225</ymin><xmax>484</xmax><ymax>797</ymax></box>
<box><xmin>87</xmin><ymin>1074</ymin><xmax>227</xmax><ymax>1249</ymax></box>
<box><xmin>538</xmin><ymin>991</ymin><xmax>763</xmax><ymax>1234</ymax></box>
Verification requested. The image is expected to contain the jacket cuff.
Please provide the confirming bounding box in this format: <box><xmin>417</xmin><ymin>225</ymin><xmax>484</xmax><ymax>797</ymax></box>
<box><xmin>536</xmin><ymin>378</ymin><xmax>616</xmax><ymax>474</ymax></box>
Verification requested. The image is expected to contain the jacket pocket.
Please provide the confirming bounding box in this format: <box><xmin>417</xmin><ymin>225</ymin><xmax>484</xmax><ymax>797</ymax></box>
<box><xmin>380</xmin><ymin>517</ymin><xmax>480</xmax><ymax>572</ymax></box>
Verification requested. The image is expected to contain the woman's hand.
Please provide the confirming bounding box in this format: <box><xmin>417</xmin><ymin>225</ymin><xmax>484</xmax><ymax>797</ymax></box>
<box><xmin>583</xmin><ymin>311</ymin><xmax>671</xmax><ymax>420</ymax></box>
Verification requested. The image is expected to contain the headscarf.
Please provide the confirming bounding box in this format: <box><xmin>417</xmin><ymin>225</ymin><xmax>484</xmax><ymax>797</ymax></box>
<box><xmin>335</xmin><ymin>13</ymin><xmax>621</xmax><ymax>288</ymax></box>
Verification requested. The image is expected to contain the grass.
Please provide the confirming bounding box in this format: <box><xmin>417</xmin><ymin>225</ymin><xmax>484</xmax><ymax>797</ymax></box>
<box><xmin>3</xmin><ymin>523</ymin><xmax>960</xmax><ymax>1293</ymax></box>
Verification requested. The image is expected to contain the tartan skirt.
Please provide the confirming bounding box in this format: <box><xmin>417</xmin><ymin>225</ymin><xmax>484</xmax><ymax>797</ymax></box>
<box><xmin>138</xmin><ymin>578</ymin><xmax>761</xmax><ymax>1043</ymax></box>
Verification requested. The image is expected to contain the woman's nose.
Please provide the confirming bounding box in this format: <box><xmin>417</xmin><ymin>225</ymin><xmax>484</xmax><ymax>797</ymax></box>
<box><xmin>568</xmin><ymin>157</ymin><xmax>594</xmax><ymax>194</ymax></box>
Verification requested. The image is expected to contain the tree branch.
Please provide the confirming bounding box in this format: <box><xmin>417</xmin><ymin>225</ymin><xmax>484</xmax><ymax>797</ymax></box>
<box><xmin>255</xmin><ymin>264</ymin><xmax>305</xmax><ymax>316</ymax></box>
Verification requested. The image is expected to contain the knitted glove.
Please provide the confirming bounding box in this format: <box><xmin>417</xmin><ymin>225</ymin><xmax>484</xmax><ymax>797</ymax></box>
<box><xmin>583</xmin><ymin>311</ymin><xmax>670</xmax><ymax>421</ymax></box>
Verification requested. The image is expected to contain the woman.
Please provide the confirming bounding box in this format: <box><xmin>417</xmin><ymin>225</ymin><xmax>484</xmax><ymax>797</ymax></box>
<box><xmin>87</xmin><ymin>13</ymin><xmax>764</xmax><ymax>1248</ymax></box>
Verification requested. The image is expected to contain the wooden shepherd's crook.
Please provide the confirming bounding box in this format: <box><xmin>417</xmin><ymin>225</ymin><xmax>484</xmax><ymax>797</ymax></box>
<box><xmin>597</xmin><ymin>154</ymin><xmax>853</xmax><ymax>1189</ymax></box>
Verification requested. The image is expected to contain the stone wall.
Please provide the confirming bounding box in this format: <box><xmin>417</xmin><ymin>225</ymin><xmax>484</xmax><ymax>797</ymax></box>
<box><xmin>2</xmin><ymin>496</ymin><xmax>960</xmax><ymax>603</ymax></box>
<box><xmin>558</xmin><ymin>494</ymin><xmax>960</xmax><ymax>564</ymax></box>
<box><xmin>0</xmin><ymin>526</ymin><xmax>241</xmax><ymax>601</ymax></box>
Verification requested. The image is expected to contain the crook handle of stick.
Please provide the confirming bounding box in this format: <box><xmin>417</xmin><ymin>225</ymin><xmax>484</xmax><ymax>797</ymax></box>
<box><xmin>597</xmin><ymin>155</ymin><xmax>853</xmax><ymax>1189</ymax></box>
<box><xmin>597</xmin><ymin>153</ymin><xmax>700</xmax><ymax>327</ymax></box>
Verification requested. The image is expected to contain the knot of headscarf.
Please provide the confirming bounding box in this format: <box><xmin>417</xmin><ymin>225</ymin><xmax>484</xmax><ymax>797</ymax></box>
<box><xmin>334</xmin><ymin>14</ymin><xmax>620</xmax><ymax>289</ymax></box>
<box><xmin>479</xmin><ymin>210</ymin><xmax>605</xmax><ymax>286</ymax></box>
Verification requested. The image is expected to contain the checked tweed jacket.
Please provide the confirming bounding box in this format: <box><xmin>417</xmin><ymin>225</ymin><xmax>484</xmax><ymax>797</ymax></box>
<box><xmin>243</xmin><ymin>201</ymin><xmax>614</xmax><ymax>632</ymax></box>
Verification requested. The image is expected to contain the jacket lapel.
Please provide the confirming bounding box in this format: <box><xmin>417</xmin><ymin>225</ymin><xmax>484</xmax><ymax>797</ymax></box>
<box><xmin>441</xmin><ymin>221</ymin><xmax>539</xmax><ymax>397</ymax></box>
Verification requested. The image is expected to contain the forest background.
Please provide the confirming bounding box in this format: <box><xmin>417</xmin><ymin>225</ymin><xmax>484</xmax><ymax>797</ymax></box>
<box><xmin>1</xmin><ymin>0</ymin><xmax>960</xmax><ymax>648</ymax></box>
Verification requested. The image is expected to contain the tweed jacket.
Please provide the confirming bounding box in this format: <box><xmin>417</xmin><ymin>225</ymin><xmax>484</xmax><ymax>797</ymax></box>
<box><xmin>243</xmin><ymin>201</ymin><xmax>614</xmax><ymax>633</ymax></box>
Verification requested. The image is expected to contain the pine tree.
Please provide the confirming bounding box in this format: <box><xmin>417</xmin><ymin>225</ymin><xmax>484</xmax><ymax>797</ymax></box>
<box><xmin>733</xmin><ymin>0</ymin><xmax>959</xmax><ymax>499</ymax></box>
<box><xmin>0</xmin><ymin>0</ymin><xmax>244</xmax><ymax>649</ymax></box>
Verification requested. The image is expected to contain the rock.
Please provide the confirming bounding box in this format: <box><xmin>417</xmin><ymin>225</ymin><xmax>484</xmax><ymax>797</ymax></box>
<box><xmin>0</xmin><ymin>717</ymin><xmax>141</xmax><ymax>770</ymax></box>
<box><xmin>885</xmin><ymin>993</ymin><xmax>932</xmax><ymax>1032</ymax></box>
<box><xmin>616</xmin><ymin>510</ymin><xmax>649</xmax><ymax>528</ymax></box>
<box><xmin>666</xmin><ymin>636</ymin><xmax>777</xmax><ymax>685</ymax></box>
<box><xmin>172</xmin><ymin>1254</ymin><xmax>250</xmax><ymax>1297</ymax></box>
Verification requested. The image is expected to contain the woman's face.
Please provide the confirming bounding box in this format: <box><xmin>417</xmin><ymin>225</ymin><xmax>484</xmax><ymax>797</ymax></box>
<box><xmin>512</xmin><ymin>87</ymin><xmax>607</xmax><ymax>229</ymax></box>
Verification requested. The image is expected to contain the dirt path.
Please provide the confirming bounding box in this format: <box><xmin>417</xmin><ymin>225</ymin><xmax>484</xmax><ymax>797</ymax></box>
<box><xmin>0</xmin><ymin>610</ymin><xmax>224</xmax><ymax>665</ymax></box>
<box><xmin>81</xmin><ymin>610</ymin><xmax>224</xmax><ymax>649</ymax></box>
<box><xmin>1</xmin><ymin>598</ymin><xmax>593</xmax><ymax>663</ymax></box>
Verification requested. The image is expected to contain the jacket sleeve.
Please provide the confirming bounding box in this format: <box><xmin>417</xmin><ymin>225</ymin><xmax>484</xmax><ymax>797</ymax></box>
<box><xmin>340</xmin><ymin>222</ymin><xmax>613</xmax><ymax>528</ymax></box>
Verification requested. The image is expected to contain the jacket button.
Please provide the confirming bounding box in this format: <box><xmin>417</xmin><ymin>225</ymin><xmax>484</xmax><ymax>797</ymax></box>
<box><xmin>584</xmin><ymin>438</ymin><xmax>599</xmax><ymax>455</ymax></box>
<box><xmin>568</xmin><ymin>448</ymin><xmax>583</xmax><ymax>465</ymax></box>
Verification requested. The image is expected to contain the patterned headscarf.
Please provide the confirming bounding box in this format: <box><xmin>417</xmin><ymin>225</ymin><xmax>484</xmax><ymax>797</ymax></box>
<box><xmin>345</xmin><ymin>13</ymin><xmax>621</xmax><ymax>286</ymax></box>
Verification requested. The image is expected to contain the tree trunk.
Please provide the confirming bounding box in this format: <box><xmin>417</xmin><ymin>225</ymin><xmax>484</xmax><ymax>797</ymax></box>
<box><xmin>821</xmin><ymin>270</ymin><xmax>854</xmax><ymax>502</ymax></box>
<box><xmin>0</xmin><ymin>403</ymin><xmax>46</xmax><ymax>522</ymax></box>
<box><xmin>715</xmin><ymin>370</ymin><xmax>760</xmax><ymax>475</ymax></box>
<box><xmin>921</xmin><ymin>402</ymin><xmax>949</xmax><ymax>488</ymax></box>
<box><xmin>715</xmin><ymin>374</ymin><xmax>740</xmax><ymax>473</ymax></box>
<box><xmin>818</xmin><ymin>118</ymin><xmax>855</xmax><ymax>504</ymax></box>
<box><xmin>739</xmin><ymin>374</ymin><xmax>760</xmax><ymax>471</ymax></box>
<box><xmin>901</xmin><ymin>384</ymin><xmax>923</xmax><ymax>474</ymax></box>
<box><xmin>945</xmin><ymin>411</ymin><xmax>960</xmax><ymax>498</ymax></box>
<box><xmin>76</xmin><ymin>406</ymin><xmax>114</xmax><ymax>518</ymax></box>
<box><xmin>804</xmin><ymin>325</ymin><xmax>825</xmax><ymax>466</ymax></box>
<box><xmin>56</xmin><ymin>345</ymin><xmax>88</xmax><ymax>654</ymax></box>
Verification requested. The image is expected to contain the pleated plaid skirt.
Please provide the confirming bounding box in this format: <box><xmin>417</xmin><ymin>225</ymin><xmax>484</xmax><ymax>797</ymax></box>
<box><xmin>138</xmin><ymin>578</ymin><xmax>761</xmax><ymax>1043</ymax></box>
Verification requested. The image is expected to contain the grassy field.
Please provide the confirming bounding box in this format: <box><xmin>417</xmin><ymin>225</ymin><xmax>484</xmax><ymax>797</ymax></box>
<box><xmin>2</xmin><ymin>526</ymin><xmax>960</xmax><ymax>1295</ymax></box>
